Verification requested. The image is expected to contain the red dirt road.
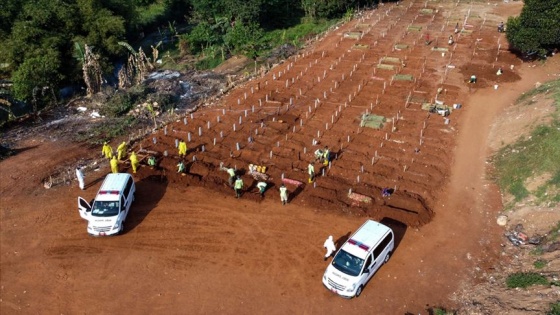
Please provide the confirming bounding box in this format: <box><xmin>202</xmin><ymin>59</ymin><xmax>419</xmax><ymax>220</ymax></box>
<box><xmin>2</xmin><ymin>0</ymin><xmax>559</xmax><ymax>314</ymax></box>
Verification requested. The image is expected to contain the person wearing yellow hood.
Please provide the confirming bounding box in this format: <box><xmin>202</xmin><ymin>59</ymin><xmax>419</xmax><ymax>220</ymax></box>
<box><xmin>110</xmin><ymin>156</ymin><xmax>119</xmax><ymax>173</ymax></box>
<box><xmin>130</xmin><ymin>151</ymin><xmax>139</xmax><ymax>174</ymax></box>
<box><xmin>102</xmin><ymin>142</ymin><xmax>113</xmax><ymax>159</ymax></box>
<box><xmin>117</xmin><ymin>141</ymin><xmax>127</xmax><ymax>160</ymax></box>
<box><xmin>178</xmin><ymin>139</ymin><xmax>187</xmax><ymax>157</ymax></box>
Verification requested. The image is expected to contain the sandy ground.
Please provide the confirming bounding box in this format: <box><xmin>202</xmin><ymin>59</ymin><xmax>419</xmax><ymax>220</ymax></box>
<box><xmin>1</xmin><ymin>0</ymin><xmax>559</xmax><ymax>314</ymax></box>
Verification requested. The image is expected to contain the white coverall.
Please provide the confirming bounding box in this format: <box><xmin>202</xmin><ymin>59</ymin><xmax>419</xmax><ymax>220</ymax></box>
<box><xmin>76</xmin><ymin>167</ymin><xmax>85</xmax><ymax>190</ymax></box>
<box><xmin>279</xmin><ymin>185</ymin><xmax>288</xmax><ymax>204</ymax></box>
<box><xmin>324</xmin><ymin>235</ymin><xmax>336</xmax><ymax>259</ymax></box>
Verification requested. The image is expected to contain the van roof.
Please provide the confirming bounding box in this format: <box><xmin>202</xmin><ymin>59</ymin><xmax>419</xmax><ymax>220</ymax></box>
<box><xmin>99</xmin><ymin>173</ymin><xmax>132</xmax><ymax>193</ymax></box>
<box><xmin>341</xmin><ymin>220</ymin><xmax>392</xmax><ymax>259</ymax></box>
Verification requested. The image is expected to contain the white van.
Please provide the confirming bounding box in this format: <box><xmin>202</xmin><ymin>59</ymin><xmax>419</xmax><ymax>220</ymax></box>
<box><xmin>322</xmin><ymin>220</ymin><xmax>394</xmax><ymax>298</ymax></box>
<box><xmin>78</xmin><ymin>173</ymin><xmax>135</xmax><ymax>236</ymax></box>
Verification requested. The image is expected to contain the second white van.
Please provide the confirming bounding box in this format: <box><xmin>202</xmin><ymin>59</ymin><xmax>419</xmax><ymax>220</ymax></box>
<box><xmin>78</xmin><ymin>173</ymin><xmax>135</xmax><ymax>236</ymax></box>
<box><xmin>322</xmin><ymin>220</ymin><xmax>394</xmax><ymax>298</ymax></box>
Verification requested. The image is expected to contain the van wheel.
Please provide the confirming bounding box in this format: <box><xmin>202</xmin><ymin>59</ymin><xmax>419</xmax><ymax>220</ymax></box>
<box><xmin>384</xmin><ymin>252</ymin><xmax>391</xmax><ymax>264</ymax></box>
<box><xmin>119</xmin><ymin>223</ymin><xmax>124</xmax><ymax>234</ymax></box>
<box><xmin>355</xmin><ymin>285</ymin><xmax>363</xmax><ymax>298</ymax></box>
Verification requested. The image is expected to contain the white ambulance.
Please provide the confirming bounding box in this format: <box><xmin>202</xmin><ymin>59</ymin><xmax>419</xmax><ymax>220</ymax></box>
<box><xmin>78</xmin><ymin>173</ymin><xmax>135</xmax><ymax>236</ymax></box>
<box><xmin>322</xmin><ymin>220</ymin><xmax>394</xmax><ymax>298</ymax></box>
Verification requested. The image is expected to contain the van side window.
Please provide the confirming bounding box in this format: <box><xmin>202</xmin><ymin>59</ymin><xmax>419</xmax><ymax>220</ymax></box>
<box><xmin>373</xmin><ymin>233</ymin><xmax>393</xmax><ymax>258</ymax></box>
<box><xmin>120</xmin><ymin>196</ymin><xmax>125</xmax><ymax>212</ymax></box>
<box><xmin>124</xmin><ymin>177</ymin><xmax>133</xmax><ymax>199</ymax></box>
<box><xmin>364</xmin><ymin>254</ymin><xmax>372</xmax><ymax>269</ymax></box>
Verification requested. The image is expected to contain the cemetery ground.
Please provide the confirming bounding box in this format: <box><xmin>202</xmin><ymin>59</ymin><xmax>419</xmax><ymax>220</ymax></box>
<box><xmin>1</xmin><ymin>0</ymin><xmax>560</xmax><ymax>314</ymax></box>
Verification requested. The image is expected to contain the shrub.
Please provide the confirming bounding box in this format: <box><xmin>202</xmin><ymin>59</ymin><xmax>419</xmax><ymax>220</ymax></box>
<box><xmin>102</xmin><ymin>86</ymin><xmax>149</xmax><ymax>117</ymax></box>
<box><xmin>506</xmin><ymin>272</ymin><xmax>549</xmax><ymax>288</ymax></box>
<box><xmin>548</xmin><ymin>301</ymin><xmax>560</xmax><ymax>315</ymax></box>
<box><xmin>74</xmin><ymin>116</ymin><xmax>137</xmax><ymax>145</ymax></box>
<box><xmin>534</xmin><ymin>259</ymin><xmax>547</xmax><ymax>269</ymax></box>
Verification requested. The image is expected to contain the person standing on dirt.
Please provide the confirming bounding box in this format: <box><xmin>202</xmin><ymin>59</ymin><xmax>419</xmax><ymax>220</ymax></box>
<box><xmin>323</xmin><ymin>235</ymin><xmax>336</xmax><ymax>261</ymax></box>
<box><xmin>308</xmin><ymin>162</ymin><xmax>315</xmax><ymax>183</ymax></box>
<box><xmin>226</xmin><ymin>167</ymin><xmax>236</xmax><ymax>187</ymax></box>
<box><xmin>279</xmin><ymin>184</ymin><xmax>288</xmax><ymax>205</ymax></box>
<box><xmin>498</xmin><ymin>21</ymin><xmax>505</xmax><ymax>33</ymax></box>
<box><xmin>177</xmin><ymin>160</ymin><xmax>186</xmax><ymax>174</ymax></box>
<box><xmin>256</xmin><ymin>181</ymin><xmax>267</xmax><ymax>198</ymax></box>
<box><xmin>117</xmin><ymin>141</ymin><xmax>127</xmax><ymax>160</ymax></box>
<box><xmin>102</xmin><ymin>142</ymin><xmax>113</xmax><ymax>159</ymax></box>
<box><xmin>322</xmin><ymin>146</ymin><xmax>330</xmax><ymax>166</ymax></box>
<box><xmin>454</xmin><ymin>23</ymin><xmax>459</xmax><ymax>34</ymax></box>
<box><xmin>130</xmin><ymin>151</ymin><xmax>139</xmax><ymax>174</ymax></box>
<box><xmin>496</xmin><ymin>67</ymin><xmax>503</xmax><ymax>76</ymax></box>
<box><xmin>234</xmin><ymin>176</ymin><xmax>244</xmax><ymax>198</ymax></box>
<box><xmin>110</xmin><ymin>156</ymin><xmax>119</xmax><ymax>174</ymax></box>
<box><xmin>76</xmin><ymin>166</ymin><xmax>85</xmax><ymax>190</ymax></box>
<box><xmin>148</xmin><ymin>155</ymin><xmax>157</xmax><ymax>169</ymax></box>
<box><xmin>178</xmin><ymin>139</ymin><xmax>187</xmax><ymax>158</ymax></box>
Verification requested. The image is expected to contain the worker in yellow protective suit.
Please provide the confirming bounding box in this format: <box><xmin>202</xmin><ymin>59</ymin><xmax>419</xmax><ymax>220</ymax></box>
<box><xmin>130</xmin><ymin>152</ymin><xmax>139</xmax><ymax>174</ymax></box>
<box><xmin>110</xmin><ymin>156</ymin><xmax>119</xmax><ymax>173</ymax></box>
<box><xmin>117</xmin><ymin>141</ymin><xmax>127</xmax><ymax>160</ymax></box>
<box><xmin>178</xmin><ymin>140</ymin><xmax>187</xmax><ymax>157</ymax></box>
<box><xmin>102</xmin><ymin>142</ymin><xmax>113</xmax><ymax>159</ymax></box>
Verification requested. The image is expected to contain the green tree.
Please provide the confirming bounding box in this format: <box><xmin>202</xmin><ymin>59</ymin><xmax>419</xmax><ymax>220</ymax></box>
<box><xmin>77</xmin><ymin>0</ymin><xmax>127</xmax><ymax>56</ymax></box>
<box><xmin>506</xmin><ymin>0</ymin><xmax>560</xmax><ymax>56</ymax></box>
<box><xmin>12</xmin><ymin>50</ymin><xmax>64</xmax><ymax>103</ymax></box>
<box><xmin>187</xmin><ymin>21</ymin><xmax>224</xmax><ymax>53</ymax></box>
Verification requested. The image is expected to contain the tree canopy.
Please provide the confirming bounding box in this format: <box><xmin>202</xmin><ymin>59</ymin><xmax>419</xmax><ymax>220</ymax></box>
<box><xmin>506</xmin><ymin>0</ymin><xmax>560</xmax><ymax>56</ymax></box>
<box><xmin>1</xmin><ymin>0</ymin><xmax>381</xmax><ymax>105</ymax></box>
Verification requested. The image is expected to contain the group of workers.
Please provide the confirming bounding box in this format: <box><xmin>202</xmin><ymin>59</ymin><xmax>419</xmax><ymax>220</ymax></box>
<box><xmin>87</xmin><ymin>138</ymin><xmax>339</xmax><ymax>207</ymax></box>
<box><xmin>100</xmin><ymin>138</ymin><xmax>190</xmax><ymax>175</ymax></box>
<box><xmin>101</xmin><ymin>141</ymin><xmax>142</xmax><ymax>174</ymax></box>
<box><xmin>224</xmin><ymin>166</ymin><xmax>289</xmax><ymax>205</ymax></box>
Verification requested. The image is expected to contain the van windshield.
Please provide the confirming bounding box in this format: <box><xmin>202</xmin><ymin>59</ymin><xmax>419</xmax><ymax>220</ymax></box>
<box><xmin>332</xmin><ymin>249</ymin><xmax>364</xmax><ymax>277</ymax></box>
<box><xmin>91</xmin><ymin>201</ymin><xmax>119</xmax><ymax>217</ymax></box>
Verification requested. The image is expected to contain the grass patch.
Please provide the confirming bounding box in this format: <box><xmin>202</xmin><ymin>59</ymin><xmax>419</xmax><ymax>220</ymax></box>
<box><xmin>428</xmin><ymin>307</ymin><xmax>456</xmax><ymax>315</ymax></box>
<box><xmin>195</xmin><ymin>55</ymin><xmax>224</xmax><ymax>70</ymax></box>
<box><xmin>506</xmin><ymin>272</ymin><xmax>549</xmax><ymax>288</ymax></box>
<box><xmin>353</xmin><ymin>44</ymin><xmax>369</xmax><ymax>49</ymax></box>
<box><xmin>74</xmin><ymin>117</ymin><xmax>138</xmax><ymax>145</ymax></box>
<box><xmin>343</xmin><ymin>32</ymin><xmax>362</xmax><ymax>39</ymax></box>
<box><xmin>534</xmin><ymin>259</ymin><xmax>547</xmax><ymax>269</ymax></box>
<box><xmin>419</xmin><ymin>8</ymin><xmax>434</xmax><ymax>15</ymax></box>
<box><xmin>548</xmin><ymin>221</ymin><xmax>560</xmax><ymax>241</ymax></box>
<box><xmin>263</xmin><ymin>19</ymin><xmax>337</xmax><ymax>49</ymax></box>
<box><xmin>492</xmin><ymin>79</ymin><xmax>560</xmax><ymax>205</ymax></box>
<box><xmin>548</xmin><ymin>301</ymin><xmax>560</xmax><ymax>315</ymax></box>
<box><xmin>530</xmin><ymin>246</ymin><xmax>545</xmax><ymax>256</ymax></box>
<box><xmin>377</xmin><ymin>64</ymin><xmax>396</xmax><ymax>70</ymax></box>
<box><xmin>516</xmin><ymin>80</ymin><xmax>560</xmax><ymax>105</ymax></box>
<box><xmin>394</xmin><ymin>74</ymin><xmax>414</xmax><ymax>81</ymax></box>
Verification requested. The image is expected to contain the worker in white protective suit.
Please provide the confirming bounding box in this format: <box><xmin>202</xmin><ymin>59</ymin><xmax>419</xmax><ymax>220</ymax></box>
<box><xmin>76</xmin><ymin>167</ymin><xmax>85</xmax><ymax>190</ymax></box>
<box><xmin>323</xmin><ymin>235</ymin><xmax>336</xmax><ymax>261</ymax></box>
<box><xmin>279</xmin><ymin>184</ymin><xmax>288</xmax><ymax>205</ymax></box>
